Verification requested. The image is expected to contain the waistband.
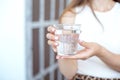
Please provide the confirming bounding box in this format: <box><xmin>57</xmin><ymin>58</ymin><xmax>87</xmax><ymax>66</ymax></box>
<box><xmin>72</xmin><ymin>73</ymin><xmax>120</xmax><ymax>80</ymax></box>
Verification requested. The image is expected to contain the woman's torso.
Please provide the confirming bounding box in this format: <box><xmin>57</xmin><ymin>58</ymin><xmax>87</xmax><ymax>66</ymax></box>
<box><xmin>75</xmin><ymin>2</ymin><xmax>120</xmax><ymax>78</ymax></box>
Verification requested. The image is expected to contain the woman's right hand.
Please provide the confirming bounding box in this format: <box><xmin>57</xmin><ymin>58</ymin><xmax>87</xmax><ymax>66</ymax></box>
<box><xmin>46</xmin><ymin>26</ymin><xmax>58</xmax><ymax>52</ymax></box>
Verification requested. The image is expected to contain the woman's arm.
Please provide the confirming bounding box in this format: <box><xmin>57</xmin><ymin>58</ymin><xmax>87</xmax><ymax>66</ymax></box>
<box><xmin>58</xmin><ymin>59</ymin><xmax>77</xmax><ymax>79</ymax></box>
<box><xmin>47</xmin><ymin>11</ymin><xmax>78</xmax><ymax>79</ymax></box>
<box><xmin>60</xmin><ymin>41</ymin><xmax>120</xmax><ymax>72</ymax></box>
<box><xmin>98</xmin><ymin>47</ymin><xmax>120</xmax><ymax>72</ymax></box>
<box><xmin>57</xmin><ymin>11</ymin><xmax>78</xmax><ymax>79</ymax></box>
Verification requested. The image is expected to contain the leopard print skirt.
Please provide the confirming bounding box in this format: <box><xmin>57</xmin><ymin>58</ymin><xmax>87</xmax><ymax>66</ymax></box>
<box><xmin>72</xmin><ymin>74</ymin><xmax>120</xmax><ymax>80</ymax></box>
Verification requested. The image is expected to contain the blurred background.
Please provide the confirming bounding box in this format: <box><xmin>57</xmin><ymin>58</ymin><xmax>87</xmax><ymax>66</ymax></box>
<box><xmin>0</xmin><ymin>0</ymin><xmax>71</xmax><ymax>80</ymax></box>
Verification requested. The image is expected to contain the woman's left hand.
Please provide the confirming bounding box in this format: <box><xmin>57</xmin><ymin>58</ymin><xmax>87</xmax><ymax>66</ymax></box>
<box><xmin>57</xmin><ymin>40</ymin><xmax>104</xmax><ymax>60</ymax></box>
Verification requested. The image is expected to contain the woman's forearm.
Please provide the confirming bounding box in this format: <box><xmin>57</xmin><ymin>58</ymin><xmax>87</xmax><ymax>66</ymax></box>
<box><xmin>58</xmin><ymin>59</ymin><xmax>77</xmax><ymax>79</ymax></box>
<box><xmin>98</xmin><ymin>48</ymin><xmax>120</xmax><ymax>72</ymax></box>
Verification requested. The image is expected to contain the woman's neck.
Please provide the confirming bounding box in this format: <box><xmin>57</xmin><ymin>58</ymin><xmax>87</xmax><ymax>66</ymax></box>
<box><xmin>92</xmin><ymin>0</ymin><xmax>115</xmax><ymax>12</ymax></box>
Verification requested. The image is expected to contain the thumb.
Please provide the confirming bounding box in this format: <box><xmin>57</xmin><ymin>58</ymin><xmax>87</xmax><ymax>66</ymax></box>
<box><xmin>79</xmin><ymin>40</ymin><xmax>90</xmax><ymax>48</ymax></box>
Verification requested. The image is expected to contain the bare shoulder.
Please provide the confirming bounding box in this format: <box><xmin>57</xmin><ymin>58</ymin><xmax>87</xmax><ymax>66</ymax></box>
<box><xmin>60</xmin><ymin>9</ymin><xmax>76</xmax><ymax>24</ymax></box>
<box><xmin>63</xmin><ymin>9</ymin><xmax>75</xmax><ymax>17</ymax></box>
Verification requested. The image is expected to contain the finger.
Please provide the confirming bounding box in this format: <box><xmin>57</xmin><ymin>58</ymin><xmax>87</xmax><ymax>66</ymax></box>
<box><xmin>48</xmin><ymin>40</ymin><xmax>58</xmax><ymax>46</ymax></box>
<box><xmin>46</xmin><ymin>33</ymin><xmax>58</xmax><ymax>40</ymax></box>
<box><xmin>56</xmin><ymin>55</ymin><xmax>62</xmax><ymax>59</ymax></box>
<box><xmin>47</xmin><ymin>26</ymin><xmax>56</xmax><ymax>33</ymax></box>
<box><xmin>52</xmin><ymin>45</ymin><xmax>57</xmax><ymax>52</ymax></box>
<box><xmin>76</xmin><ymin>50</ymin><xmax>89</xmax><ymax>58</ymax></box>
<box><xmin>79</xmin><ymin>40</ymin><xmax>90</xmax><ymax>48</ymax></box>
<box><xmin>60</xmin><ymin>51</ymin><xmax>89</xmax><ymax>60</ymax></box>
<box><xmin>60</xmin><ymin>54</ymin><xmax>80</xmax><ymax>59</ymax></box>
<box><xmin>48</xmin><ymin>40</ymin><xmax>58</xmax><ymax>53</ymax></box>
<box><xmin>60</xmin><ymin>55</ymin><xmax>81</xmax><ymax>60</ymax></box>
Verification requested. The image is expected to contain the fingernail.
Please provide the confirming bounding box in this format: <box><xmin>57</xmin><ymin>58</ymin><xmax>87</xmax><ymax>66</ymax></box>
<box><xmin>52</xmin><ymin>28</ymin><xmax>55</xmax><ymax>32</ymax></box>
<box><xmin>56</xmin><ymin>56</ymin><xmax>60</xmax><ymax>59</ymax></box>
<box><xmin>55</xmin><ymin>42</ymin><xmax>58</xmax><ymax>46</ymax></box>
<box><xmin>55</xmin><ymin>36</ymin><xmax>58</xmax><ymax>40</ymax></box>
<box><xmin>56</xmin><ymin>56</ymin><xmax>59</xmax><ymax>59</ymax></box>
<box><xmin>53</xmin><ymin>49</ymin><xmax>57</xmax><ymax>52</ymax></box>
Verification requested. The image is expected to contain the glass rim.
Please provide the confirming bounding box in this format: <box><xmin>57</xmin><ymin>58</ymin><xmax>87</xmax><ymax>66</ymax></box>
<box><xmin>53</xmin><ymin>24</ymin><xmax>81</xmax><ymax>31</ymax></box>
<box><xmin>53</xmin><ymin>24</ymin><xmax>81</xmax><ymax>26</ymax></box>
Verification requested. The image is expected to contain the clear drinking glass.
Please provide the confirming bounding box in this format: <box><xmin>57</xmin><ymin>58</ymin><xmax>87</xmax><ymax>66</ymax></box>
<box><xmin>53</xmin><ymin>24</ymin><xmax>81</xmax><ymax>55</ymax></box>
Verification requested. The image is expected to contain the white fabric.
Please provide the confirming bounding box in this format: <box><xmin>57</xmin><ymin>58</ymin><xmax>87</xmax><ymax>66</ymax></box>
<box><xmin>75</xmin><ymin>2</ymin><xmax>120</xmax><ymax>78</ymax></box>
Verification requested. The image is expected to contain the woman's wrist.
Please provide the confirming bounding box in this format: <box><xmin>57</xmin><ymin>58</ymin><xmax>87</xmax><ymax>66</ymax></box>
<box><xmin>97</xmin><ymin>46</ymin><xmax>114</xmax><ymax>59</ymax></box>
<box><xmin>96</xmin><ymin>46</ymin><xmax>108</xmax><ymax>58</ymax></box>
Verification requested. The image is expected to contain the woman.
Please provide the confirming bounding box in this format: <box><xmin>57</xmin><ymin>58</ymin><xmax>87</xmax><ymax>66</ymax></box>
<box><xmin>46</xmin><ymin>0</ymin><xmax>120</xmax><ymax>80</ymax></box>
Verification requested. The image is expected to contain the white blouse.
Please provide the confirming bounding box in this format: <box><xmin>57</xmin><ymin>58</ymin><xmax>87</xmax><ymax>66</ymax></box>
<box><xmin>75</xmin><ymin>2</ymin><xmax>120</xmax><ymax>78</ymax></box>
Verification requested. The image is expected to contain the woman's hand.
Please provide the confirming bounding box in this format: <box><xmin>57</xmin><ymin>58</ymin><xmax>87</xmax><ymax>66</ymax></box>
<box><xmin>46</xmin><ymin>26</ymin><xmax>58</xmax><ymax>52</ymax></box>
<box><xmin>57</xmin><ymin>40</ymin><xmax>104</xmax><ymax>60</ymax></box>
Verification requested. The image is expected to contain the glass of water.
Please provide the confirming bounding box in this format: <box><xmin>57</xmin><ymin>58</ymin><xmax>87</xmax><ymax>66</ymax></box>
<box><xmin>53</xmin><ymin>24</ymin><xmax>81</xmax><ymax>56</ymax></box>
